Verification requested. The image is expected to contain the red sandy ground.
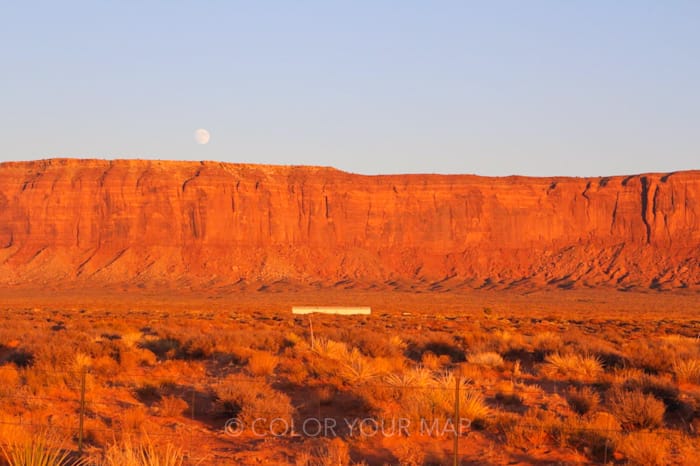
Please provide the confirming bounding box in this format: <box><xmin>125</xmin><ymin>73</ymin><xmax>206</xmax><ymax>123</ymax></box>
<box><xmin>3</xmin><ymin>287</ymin><xmax>699</xmax><ymax>465</ymax></box>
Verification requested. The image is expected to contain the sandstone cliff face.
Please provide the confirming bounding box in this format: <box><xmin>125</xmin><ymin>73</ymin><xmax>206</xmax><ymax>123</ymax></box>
<box><xmin>0</xmin><ymin>159</ymin><xmax>698</xmax><ymax>291</ymax></box>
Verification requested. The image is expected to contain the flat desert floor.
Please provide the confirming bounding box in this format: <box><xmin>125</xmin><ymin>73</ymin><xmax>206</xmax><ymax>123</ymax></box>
<box><xmin>1</xmin><ymin>288</ymin><xmax>699</xmax><ymax>465</ymax></box>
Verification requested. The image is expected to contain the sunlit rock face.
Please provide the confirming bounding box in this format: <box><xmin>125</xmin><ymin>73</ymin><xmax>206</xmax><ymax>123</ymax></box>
<box><xmin>0</xmin><ymin>159</ymin><xmax>698</xmax><ymax>291</ymax></box>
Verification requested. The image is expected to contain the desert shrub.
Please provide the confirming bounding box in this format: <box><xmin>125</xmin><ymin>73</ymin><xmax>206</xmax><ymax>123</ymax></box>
<box><xmin>563</xmin><ymin>416</ymin><xmax>616</xmax><ymax>463</ymax></box>
<box><xmin>566</xmin><ymin>333</ymin><xmax>625</xmax><ymax>369</ymax></box>
<box><xmin>247</xmin><ymin>351</ymin><xmax>279</xmax><ymax>377</ymax></box>
<box><xmin>406</xmin><ymin>336</ymin><xmax>464</xmax><ymax>363</ymax></box>
<box><xmin>120</xmin><ymin>405</ymin><xmax>151</xmax><ymax>432</ymax></box>
<box><xmin>608</xmin><ymin>388</ymin><xmax>665</xmax><ymax>430</ymax></box>
<box><xmin>351</xmin><ymin>331</ymin><xmax>404</xmax><ymax>358</ymax></box>
<box><xmin>394</xmin><ymin>440</ymin><xmax>426</xmax><ymax>466</ymax></box>
<box><xmin>621</xmin><ymin>371</ymin><xmax>679</xmax><ymax>407</ymax></box>
<box><xmin>497</xmin><ymin>411</ymin><xmax>552</xmax><ymax>450</ymax></box>
<box><xmin>531</xmin><ymin>331</ymin><xmax>562</xmax><ymax>355</ymax></box>
<box><xmin>22</xmin><ymin>366</ymin><xmax>73</xmax><ymax>396</ymax></box>
<box><xmin>491</xmin><ymin>329</ymin><xmax>527</xmax><ymax>353</ymax></box>
<box><xmin>158</xmin><ymin>395</ymin><xmax>188</xmax><ymax>417</ymax></box>
<box><xmin>617</xmin><ymin>432</ymin><xmax>670</xmax><ymax>466</ymax></box>
<box><xmin>103</xmin><ymin>435</ymin><xmax>183</xmax><ymax>466</ymax></box>
<box><xmin>139</xmin><ymin>338</ymin><xmax>181</xmax><ymax>361</ymax></box>
<box><xmin>623</xmin><ymin>338</ymin><xmax>695</xmax><ymax>374</ymax></box>
<box><xmin>380</xmin><ymin>370</ymin><xmax>489</xmax><ymax>426</ymax></box>
<box><xmin>296</xmin><ymin>438</ymin><xmax>351</xmax><ymax>466</ymax></box>
<box><xmin>91</xmin><ymin>355</ymin><xmax>120</xmax><ymax>378</ymax></box>
<box><xmin>467</xmin><ymin>351</ymin><xmax>504</xmax><ymax>368</ymax></box>
<box><xmin>673</xmin><ymin>358</ymin><xmax>700</xmax><ymax>384</ymax></box>
<box><xmin>278</xmin><ymin>357</ymin><xmax>310</xmax><ymax>385</ymax></box>
<box><xmin>177</xmin><ymin>336</ymin><xmax>216</xmax><ymax>360</ymax></box>
<box><xmin>422</xmin><ymin>338</ymin><xmax>465</xmax><ymax>362</ymax></box>
<box><xmin>566</xmin><ymin>386</ymin><xmax>600</xmax><ymax>415</ymax></box>
<box><xmin>542</xmin><ymin>352</ymin><xmax>603</xmax><ymax>380</ymax></box>
<box><xmin>420</xmin><ymin>351</ymin><xmax>442</xmax><ymax>371</ymax></box>
<box><xmin>214</xmin><ymin>374</ymin><xmax>294</xmax><ymax>430</ymax></box>
<box><xmin>284</xmin><ymin>332</ymin><xmax>304</xmax><ymax>348</ymax></box>
<box><xmin>119</xmin><ymin>346</ymin><xmax>157</xmax><ymax>371</ymax></box>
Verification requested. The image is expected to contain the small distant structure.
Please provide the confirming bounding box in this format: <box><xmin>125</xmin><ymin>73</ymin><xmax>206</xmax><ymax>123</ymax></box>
<box><xmin>292</xmin><ymin>306</ymin><xmax>371</xmax><ymax>349</ymax></box>
<box><xmin>292</xmin><ymin>306</ymin><xmax>371</xmax><ymax>315</ymax></box>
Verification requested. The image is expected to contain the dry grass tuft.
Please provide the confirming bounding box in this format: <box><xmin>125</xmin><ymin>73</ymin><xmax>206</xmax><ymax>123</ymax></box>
<box><xmin>158</xmin><ymin>395</ymin><xmax>188</xmax><ymax>417</ymax></box>
<box><xmin>103</xmin><ymin>435</ymin><xmax>184</xmax><ymax>466</ymax></box>
<box><xmin>467</xmin><ymin>351</ymin><xmax>504</xmax><ymax>368</ymax></box>
<box><xmin>543</xmin><ymin>352</ymin><xmax>603</xmax><ymax>380</ymax></box>
<box><xmin>296</xmin><ymin>438</ymin><xmax>351</xmax><ymax>466</ymax></box>
<box><xmin>673</xmin><ymin>358</ymin><xmax>700</xmax><ymax>384</ymax></box>
<box><xmin>394</xmin><ymin>440</ymin><xmax>426</xmax><ymax>466</ymax></box>
<box><xmin>120</xmin><ymin>405</ymin><xmax>150</xmax><ymax>432</ymax></box>
<box><xmin>532</xmin><ymin>331</ymin><xmax>562</xmax><ymax>354</ymax></box>
<box><xmin>247</xmin><ymin>351</ymin><xmax>279</xmax><ymax>377</ymax></box>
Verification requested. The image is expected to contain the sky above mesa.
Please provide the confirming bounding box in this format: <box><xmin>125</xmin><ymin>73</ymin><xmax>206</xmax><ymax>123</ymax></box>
<box><xmin>1</xmin><ymin>1</ymin><xmax>699</xmax><ymax>177</ymax></box>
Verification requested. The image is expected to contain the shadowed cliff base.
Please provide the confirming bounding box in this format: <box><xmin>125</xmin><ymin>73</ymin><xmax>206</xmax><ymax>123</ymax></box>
<box><xmin>0</xmin><ymin>158</ymin><xmax>698</xmax><ymax>292</ymax></box>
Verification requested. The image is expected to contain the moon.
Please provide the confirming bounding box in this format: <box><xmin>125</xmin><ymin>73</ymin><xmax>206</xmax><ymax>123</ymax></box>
<box><xmin>194</xmin><ymin>128</ymin><xmax>211</xmax><ymax>145</ymax></box>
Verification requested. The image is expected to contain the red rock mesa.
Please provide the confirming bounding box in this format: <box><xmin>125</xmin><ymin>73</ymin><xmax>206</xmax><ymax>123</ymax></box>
<box><xmin>0</xmin><ymin>159</ymin><xmax>698</xmax><ymax>291</ymax></box>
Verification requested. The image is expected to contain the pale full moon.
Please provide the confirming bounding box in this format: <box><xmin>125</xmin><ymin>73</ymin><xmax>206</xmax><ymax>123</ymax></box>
<box><xmin>194</xmin><ymin>128</ymin><xmax>211</xmax><ymax>145</ymax></box>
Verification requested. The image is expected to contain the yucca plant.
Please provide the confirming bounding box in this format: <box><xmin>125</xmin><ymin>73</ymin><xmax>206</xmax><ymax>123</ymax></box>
<box><xmin>544</xmin><ymin>352</ymin><xmax>603</xmax><ymax>380</ymax></box>
<box><xmin>102</xmin><ymin>435</ymin><xmax>184</xmax><ymax>466</ymax></box>
<box><xmin>340</xmin><ymin>349</ymin><xmax>381</xmax><ymax>383</ymax></box>
<box><xmin>0</xmin><ymin>434</ymin><xmax>85</xmax><ymax>466</ymax></box>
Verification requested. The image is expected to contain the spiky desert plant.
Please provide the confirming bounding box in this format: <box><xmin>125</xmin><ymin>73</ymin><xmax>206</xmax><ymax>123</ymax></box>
<box><xmin>312</xmin><ymin>338</ymin><xmax>349</xmax><ymax>361</ymax></box>
<box><xmin>544</xmin><ymin>352</ymin><xmax>603</xmax><ymax>380</ymax></box>
<box><xmin>0</xmin><ymin>433</ymin><xmax>85</xmax><ymax>466</ymax></box>
<box><xmin>672</xmin><ymin>358</ymin><xmax>700</xmax><ymax>384</ymax></box>
<box><xmin>103</xmin><ymin>435</ymin><xmax>183</xmax><ymax>466</ymax></box>
<box><xmin>340</xmin><ymin>349</ymin><xmax>382</xmax><ymax>383</ymax></box>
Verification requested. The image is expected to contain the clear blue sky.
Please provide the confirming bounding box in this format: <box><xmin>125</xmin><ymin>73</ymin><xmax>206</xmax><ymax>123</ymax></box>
<box><xmin>1</xmin><ymin>1</ymin><xmax>698</xmax><ymax>176</ymax></box>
